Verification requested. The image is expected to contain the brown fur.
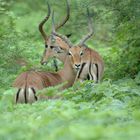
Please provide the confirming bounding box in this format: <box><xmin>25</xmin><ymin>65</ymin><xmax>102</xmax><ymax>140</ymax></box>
<box><xmin>69</xmin><ymin>46</ymin><xmax>104</xmax><ymax>82</ymax></box>
<box><xmin>40</xmin><ymin>35</ymin><xmax>104</xmax><ymax>83</ymax></box>
<box><xmin>13</xmin><ymin>54</ymin><xmax>77</xmax><ymax>104</ymax></box>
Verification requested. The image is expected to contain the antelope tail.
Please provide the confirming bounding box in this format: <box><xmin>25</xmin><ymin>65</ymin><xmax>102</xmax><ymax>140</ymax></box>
<box><xmin>15</xmin><ymin>84</ymin><xmax>37</xmax><ymax>104</ymax></box>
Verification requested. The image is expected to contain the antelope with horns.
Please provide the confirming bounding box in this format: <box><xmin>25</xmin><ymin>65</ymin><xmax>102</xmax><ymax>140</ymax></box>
<box><xmin>68</xmin><ymin>8</ymin><xmax>104</xmax><ymax>83</ymax></box>
<box><xmin>13</xmin><ymin>1</ymin><xmax>76</xmax><ymax>104</ymax></box>
<box><xmin>41</xmin><ymin>8</ymin><xmax>104</xmax><ymax>83</ymax></box>
<box><xmin>39</xmin><ymin>0</ymin><xmax>71</xmax><ymax>71</ymax></box>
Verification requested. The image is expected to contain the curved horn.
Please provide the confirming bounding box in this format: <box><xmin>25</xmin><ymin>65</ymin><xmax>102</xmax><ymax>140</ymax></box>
<box><xmin>39</xmin><ymin>2</ymin><xmax>51</xmax><ymax>40</ymax></box>
<box><xmin>55</xmin><ymin>0</ymin><xmax>70</xmax><ymax>30</ymax></box>
<box><xmin>79</xmin><ymin>8</ymin><xmax>94</xmax><ymax>45</ymax></box>
<box><xmin>52</xmin><ymin>11</ymin><xmax>73</xmax><ymax>47</ymax></box>
<box><xmin>52</xmin><ymin>11</ymin><xmax>55</xmax><ymax>33</ymax></box>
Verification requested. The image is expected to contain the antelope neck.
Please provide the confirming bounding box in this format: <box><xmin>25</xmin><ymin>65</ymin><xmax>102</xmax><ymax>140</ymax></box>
<box><xmin>58</xmin><ymin>56</ymin><xmax>76</xmax><ymax>86</ymax></box>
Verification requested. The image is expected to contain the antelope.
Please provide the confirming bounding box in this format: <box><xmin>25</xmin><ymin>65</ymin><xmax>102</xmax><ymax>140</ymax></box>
<box><xmin>13</xmin><ymin>3</ymin><xmax>76</xmax><ymax>104</ymax></box>
<box><xmin>71</xmin><ymin>10</ymin><xmax>104</xmax><ymax>83</ymax></box>
<box><xmin>41</xmin><ymin>8</ymin><xmax>104</xmax><ymax>83</ymax></box>
<box><xmin>13</xmin><ymin>54</ymin><xmax>77</xmax><ymax>104</ymax></box>
<box><xmin>68</xmin><ymin>45</ymin><xmax>104</xmax><ymax>83</ymax></box>
<box><xmin>39</xmin><ymin>0</ymin><xmax>71</xmax><ymax>71</ymax></box>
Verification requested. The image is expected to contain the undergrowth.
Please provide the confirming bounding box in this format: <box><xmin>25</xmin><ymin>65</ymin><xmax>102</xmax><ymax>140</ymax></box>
<box><xmin>0</xmin><ymin>73</ymin><xmax>140</xmax><ymax>140</ymax></box>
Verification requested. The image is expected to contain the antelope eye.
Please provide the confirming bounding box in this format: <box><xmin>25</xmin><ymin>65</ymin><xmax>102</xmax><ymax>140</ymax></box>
<box><xmin>80</xmin><ymin>51</ymin><xmax>83</xmax><ymax>56</ymax></box>
<box><xmin>61</xmin><ymin>47</ymin><xmax>65</xmax><ymax>50</ymax></box>
<box><xmin>68</xmin><ymin>52</ymin><xmax>72</xmax><ymax>56</ymax></box>
<box><xmin>50</xmin><ymin>46</ymin><xmax>54</xmax><ymax>49</ymax></box>
<box><xmin>45</xmin><ymin>45</ymin><xmax>48</xmax><ymax>48</ymax></box>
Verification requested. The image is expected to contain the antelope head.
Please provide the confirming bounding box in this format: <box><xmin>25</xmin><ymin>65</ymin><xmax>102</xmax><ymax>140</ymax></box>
<box><xmin>39</xmin><ymin>0</ymin><xmax>72</xmax><ymax>65</ymax></box>
<box><xmin>67</xmin><ymin>8</ymin><xmax>94</xmax><ymax>71</ymax></box>
<box><xmin>67</xmin><ymin>46</ymin><xmax>84</xmax><ymax>71</ymax></box>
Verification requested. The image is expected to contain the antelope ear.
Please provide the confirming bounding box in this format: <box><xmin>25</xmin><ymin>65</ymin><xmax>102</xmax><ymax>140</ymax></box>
<box><xmin>79</xmin><ymin>44</ymin><xmax>87</xmax><ymax>48</ymax></box>
<box><xmin>65</xmin><ymin>33</ymin><xmax>72</xmax><ymax>38</ymax></box>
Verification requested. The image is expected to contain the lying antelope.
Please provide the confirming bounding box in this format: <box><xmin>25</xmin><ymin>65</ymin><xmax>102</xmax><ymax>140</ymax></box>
<box><xmin>41</xmin><ymin>8</ymin><xmax>104</xmax><ymax>83</ymax></box>
<box><xmin>13</xmin><ymin>54</ymin><xmax>77</xmax><ymax>103</ymax></box>
<box><xmin>68</xmin><ymin>7</ymin><xmax>104</xmax><ymax>83</ymax></box>
<box><xmin>13</xmin><ymin>35</ymin><xmax>76</xmax><ymax>103</ymax></box>
<box><xmin>13</xmin><ymin>2</ymin><xmax>76</xmax><ymax>104</ymax></box>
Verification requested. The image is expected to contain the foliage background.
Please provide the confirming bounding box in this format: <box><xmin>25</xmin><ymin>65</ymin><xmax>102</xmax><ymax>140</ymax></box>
<box><xmin>0</xmin><ymin>0</ymin><xmax>140</xmax><ymax>140</ymax></box>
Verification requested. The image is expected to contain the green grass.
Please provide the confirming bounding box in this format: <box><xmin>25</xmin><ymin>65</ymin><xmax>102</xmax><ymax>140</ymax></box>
<box><xmin>0</xmin><ymin>76</ymin><xmax>140</xmax><ymax>140</ymax></box>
